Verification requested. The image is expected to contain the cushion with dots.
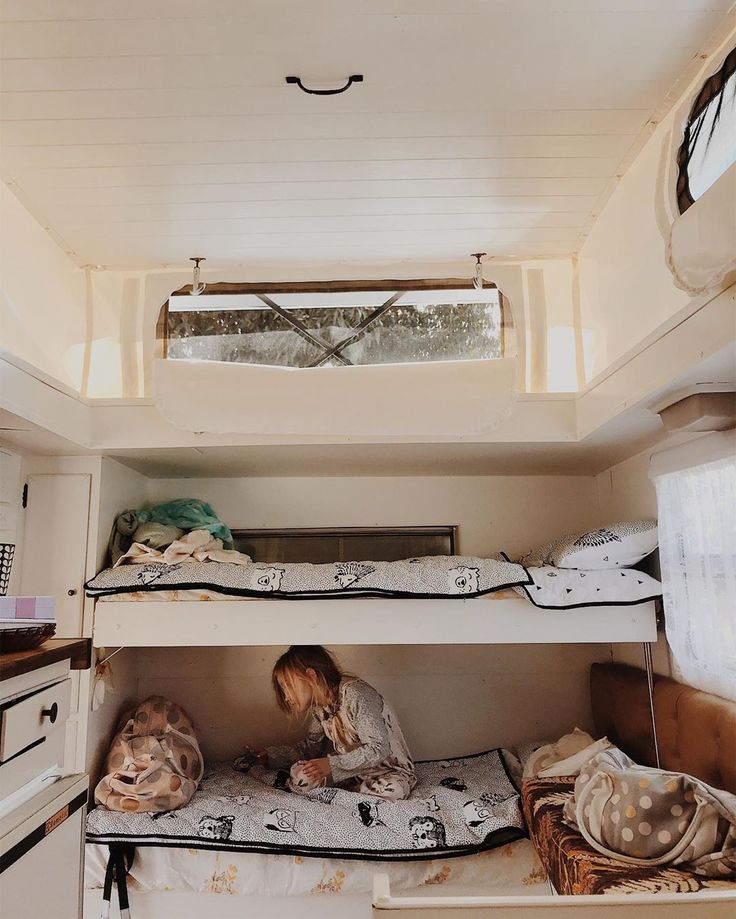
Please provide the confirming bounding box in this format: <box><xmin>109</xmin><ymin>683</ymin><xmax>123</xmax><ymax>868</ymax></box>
<box><xmin>562</xmin><ymin>746</ymin><xmax>736</xmax><ymax>878</ymax></box>
<box><xmin>95</xmin><ymin>696</ymin><xmax>204</xmax><ymax>814</ymax></box>
<box><xmin>520</xmin><ymin>521</ymin><xmax>658</xmax><ymax>570</ymax></box>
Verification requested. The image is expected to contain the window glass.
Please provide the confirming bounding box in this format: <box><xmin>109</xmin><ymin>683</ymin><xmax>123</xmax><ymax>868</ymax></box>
<box><xmin>165</xmin><ymin>287</ymin><xmax>505</xmax><ymax>368</ymax></box>
<box><xmin>677</xmin><ymin>47</ymin><xmax>736</xmax><ymax>213</ymax></box>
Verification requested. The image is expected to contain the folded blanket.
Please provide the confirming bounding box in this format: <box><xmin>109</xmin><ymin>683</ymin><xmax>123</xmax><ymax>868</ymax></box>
<box><xmin>131</xmin><ymin>522</ymin><xmax>184</xmax><ymax>550</ymax></box>
<box><xmin>563</xmin><ymin>746</ymin><xmax>736</xmax><ymax>878</ymax></box>
<box><xmin>115</xmin><ymin>529</ymin><xmax>252</xmax><ymax>568</ymax></box>
<box><xmin>108</xmin><ymin>499</ymin><xmax>234</xmax><ymax>563</ymax></box>
<box><xmin>523</xmin><ymin>729</ymin><xmax>612</xmax><ymax>779</ymax></box>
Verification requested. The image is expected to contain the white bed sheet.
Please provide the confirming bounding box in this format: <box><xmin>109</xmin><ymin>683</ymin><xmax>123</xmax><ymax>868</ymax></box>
<box><xmin>85</xmin><ymin>837</ymin><xmax>547</xmax><ymax>898</ymax></box>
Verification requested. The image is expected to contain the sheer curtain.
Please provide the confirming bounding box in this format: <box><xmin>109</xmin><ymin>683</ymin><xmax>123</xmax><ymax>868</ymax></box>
<box><xmin>651</xmin><ymin>433</ymin><xmax>736</xmax><ymax>700</ymax></box>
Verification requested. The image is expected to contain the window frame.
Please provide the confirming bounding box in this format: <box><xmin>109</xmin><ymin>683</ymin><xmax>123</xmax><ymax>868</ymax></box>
<box><xmin>159</xmin><ymin>277</ymin><xmax>507</xmax><ymax>365</ymax></box>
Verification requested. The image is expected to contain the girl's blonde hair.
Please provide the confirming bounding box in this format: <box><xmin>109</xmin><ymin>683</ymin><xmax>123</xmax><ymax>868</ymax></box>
<box><xmin>272</xmin><ymin>645</ymin><xmax>345</xmax><ymax>715</ymax></box>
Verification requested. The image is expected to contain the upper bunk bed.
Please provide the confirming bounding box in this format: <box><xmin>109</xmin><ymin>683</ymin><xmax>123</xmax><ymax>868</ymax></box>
<box><xmin>87</xmin><ymin>525</ymin><xmax>660</xmax><ymax>648</ymax></box>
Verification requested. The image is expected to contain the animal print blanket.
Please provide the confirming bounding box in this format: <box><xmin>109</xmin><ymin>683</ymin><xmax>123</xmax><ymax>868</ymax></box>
<box><xmin>86</xmin><ymin>750</ymin><xmax>525</xmax><ymax>861</ymax></box>
<box><xmin>84</xmin><ymin>555</ymin><xmax>531</xmax><ymax>600</ymax></box>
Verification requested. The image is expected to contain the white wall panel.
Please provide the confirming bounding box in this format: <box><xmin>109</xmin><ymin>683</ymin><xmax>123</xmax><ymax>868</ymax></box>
<box><xmin>135</xmin><ymin>643</ymin><xmax>612</xmax><ymax>762</ymax></box>
<box><xmin>144</xmin><ymin>474</ymin><xmax>601</xmax><ymax>559</ymax></box>
<box><xmin>577</xmin><ymin>24</ymin><xmax>736</xmax><ymax>382</ymax></box>
<box><xmin>0</xmin><ymin>184</ymin><xmax>86</xmax><ymax>389</ymax></box>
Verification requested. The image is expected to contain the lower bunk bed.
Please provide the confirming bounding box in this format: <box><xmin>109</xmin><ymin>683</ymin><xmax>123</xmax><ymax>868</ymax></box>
<box><xmin>84</xmin><ymin>663</ymin><xmax>736</xmax><ymax>918</ymax></box>
<box><xmin>84</xmin><ymin>749</ymin><xmax>550</xmax><ymax>918</ymax></box>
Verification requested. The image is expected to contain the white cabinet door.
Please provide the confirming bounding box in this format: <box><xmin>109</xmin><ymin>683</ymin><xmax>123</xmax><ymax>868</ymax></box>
<box><xmin>0</xmin><ymin>775</ymin><xmax>87</xmax><ymax>919</ymax></box>
<box><xmin>19</xmin><ymin>474</ymin><xmax>91</xmax><ymax>638</ymax></box>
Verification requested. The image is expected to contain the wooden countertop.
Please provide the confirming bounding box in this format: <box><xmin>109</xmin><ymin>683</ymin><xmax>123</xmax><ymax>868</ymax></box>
<box><xmin>0</xmin><ymin>638</ymin><xmax>91</xmax><ymax>682</ymax></box>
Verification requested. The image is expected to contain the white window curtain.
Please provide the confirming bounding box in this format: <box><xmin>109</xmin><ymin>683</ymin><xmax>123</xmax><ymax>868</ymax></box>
<box><xmin>651</xmin><ymin>432</ymin><xmax>736</xmax><ymax>700</ymax></box>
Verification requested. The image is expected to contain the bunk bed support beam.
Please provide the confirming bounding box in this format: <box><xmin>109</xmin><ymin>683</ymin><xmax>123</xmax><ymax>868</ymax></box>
<box><xmin>642</xmin><ymin>641</ymin><xmax>661</xmax><ymax>768</ymax></box>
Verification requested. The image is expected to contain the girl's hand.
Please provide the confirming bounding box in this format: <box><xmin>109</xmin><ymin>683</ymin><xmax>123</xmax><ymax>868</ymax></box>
<box><xmin>301</xmin><ymin>757</ymin><xmax>331</xmax><ymax>782</ymax></box>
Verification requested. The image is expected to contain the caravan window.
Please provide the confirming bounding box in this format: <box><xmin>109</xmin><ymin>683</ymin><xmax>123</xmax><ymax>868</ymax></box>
<box><xmin>676</xmin><ymin>46</ymin><xmax>736</xmax><ymax>213</ymax></box>
<box><xmin>654</xmin><ymin>451</ymin><xmax>736</xmax><ymax>700</ymax></box>
<box><xmin>160</xmin><ymin>281</ymin><xmax>507</xmax><ymax>369</ymax></box>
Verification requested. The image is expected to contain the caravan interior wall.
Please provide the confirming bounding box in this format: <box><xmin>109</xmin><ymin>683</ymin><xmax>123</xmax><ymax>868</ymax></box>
<box><xmin>90</xmin><ymin>472</ymin><xmax>627</xmax><ymax>766</ymax></box>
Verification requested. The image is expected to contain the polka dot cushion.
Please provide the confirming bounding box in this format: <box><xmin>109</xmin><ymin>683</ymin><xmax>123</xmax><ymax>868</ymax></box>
<box><xmin>95</xmin><ymin>696</ymin><xmax>204</xmax><ymax>814</ymax></box>
<box><xmin>522</xmin><ymin>776</ymin><xmax>735</xmax><ymax>894</ymax></box>
<box><xmin>562</xmin><ymin>746</ymin><xmax>736</xmax><ymax>878</ymax></box>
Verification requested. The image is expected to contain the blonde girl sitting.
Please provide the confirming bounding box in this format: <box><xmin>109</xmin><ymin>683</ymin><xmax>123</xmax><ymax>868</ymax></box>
<box><xmin>246</xmin><ymin>645</ymin><xmax>416</xmax><ymax>801</ymax></box>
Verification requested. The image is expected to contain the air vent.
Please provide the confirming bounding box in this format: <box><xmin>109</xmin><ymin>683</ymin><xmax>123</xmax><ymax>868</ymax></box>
<box><xmin>657</xmin><ymin>391</ymin><xmax>736</xmax><ymax>432</ymax></box>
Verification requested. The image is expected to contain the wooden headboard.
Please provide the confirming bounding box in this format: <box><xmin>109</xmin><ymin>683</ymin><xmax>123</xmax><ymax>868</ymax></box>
<box><xmin>590</xmin><ymin>662</ymin><xmax>736</xmax><ymax>794</ymax></box>
<box><xmin>231</xmin><ymin>526</ymin><xmax>457</xmax><ymax>564</ymax></box>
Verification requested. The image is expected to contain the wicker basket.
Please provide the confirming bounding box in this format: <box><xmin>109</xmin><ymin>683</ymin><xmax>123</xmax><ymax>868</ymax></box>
<box><xmin>0</xmin><ymin>621</ymin><xmax>56</xmax><ymax>653</ymax></box>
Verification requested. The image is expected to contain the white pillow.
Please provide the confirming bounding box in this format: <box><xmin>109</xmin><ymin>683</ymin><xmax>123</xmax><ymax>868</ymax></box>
<box><xmin>520</xmin><ymin>520</ymin><xmax>657</xmax><ymax>570</ymax></box>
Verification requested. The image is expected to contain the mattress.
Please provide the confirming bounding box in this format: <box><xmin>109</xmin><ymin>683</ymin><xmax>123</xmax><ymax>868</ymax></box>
<box><xmin>97</xmin><ymin>587</ymin><xmax>521</xmax><ymax>602</ymax></box>
<box><xmin>85</xmin><ymin>555</ymin><xmax>531</xmax><ymax>600</ymax></box>
<box><xmin>86</xmin><ymin>752</ymin><xmax>525</xmax><ymax>860</ymax></box>
<box><xmin>522</xmin><ymin>776</ymin><xmax>736</xmax><ymax>895</ymax></box>
<box><xmin>85</xmin><ymin>836</ymin><xmax>548</xmax><ymax>897</ymax></box>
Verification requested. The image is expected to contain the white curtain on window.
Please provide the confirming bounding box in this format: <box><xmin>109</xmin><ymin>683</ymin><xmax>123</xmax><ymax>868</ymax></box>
<box><xmin>651</xmin><ymin>432</ymin><xmax>736</xmax><ymax>700</ymax></box>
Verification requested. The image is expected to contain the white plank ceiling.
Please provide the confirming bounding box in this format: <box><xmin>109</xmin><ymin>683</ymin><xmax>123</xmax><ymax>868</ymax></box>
<box><xmin>0</xmin><ymin>1</ymin><xmax>732</xmax><ymax>270</ymax></box>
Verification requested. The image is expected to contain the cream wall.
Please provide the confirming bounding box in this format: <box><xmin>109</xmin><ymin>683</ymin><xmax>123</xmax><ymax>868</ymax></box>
<box><xmin>78</xmin><ymin>256</ymin><xmax>580</xmax><ymax>399</ymax></box>
<box><xmin>577</xmin><ymin>131</ymin><xmax>693</xmax><ymax>382</ymax></box>
<box><xmin>0</xmin><ymin>183</ymin><xmax>87</xmax><ymax>390</ymax></box>
<box><xmin>145</xmin><ymin>474</ymin><xmax>600</xmax><ymax>559</ymax></box>
<box><xmin>134</xmin><ymin>643</ymin><xmax>611</xmax><ymax>764</ymax></box>
<box><xmin>577</xmin><ymin>27</ymin><xmax>735</xmax><ymax>383</ymax></box>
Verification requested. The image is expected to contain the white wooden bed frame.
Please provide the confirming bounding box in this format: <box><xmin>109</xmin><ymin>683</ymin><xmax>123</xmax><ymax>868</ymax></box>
<box><xmin>84</xmin><ymin>596</ymin><xmax>719</xmax><ymax>919</ymax></box>
<box><xmin>371</xmin><ymin>875</ymin><xmax>736</xmax><ymax>917</ymax></box>
<box><xmin>86</xmin><ymin>526</ymin><xmax>721</xmax><ymax>918</ymax></box>
<box><xmin>92</xmin><ymin>596</ymin><xmax>658</xmax><ymax>648</ymax></box>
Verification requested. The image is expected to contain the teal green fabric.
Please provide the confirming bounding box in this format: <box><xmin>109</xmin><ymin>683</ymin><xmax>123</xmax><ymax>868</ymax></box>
<box><xmin>135</xmin><ymin>499</ymin><xmax>233</xmax><ymax>548</ymax></box>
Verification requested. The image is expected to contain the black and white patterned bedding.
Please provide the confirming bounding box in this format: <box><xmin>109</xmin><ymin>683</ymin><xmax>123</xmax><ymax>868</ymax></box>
<box><xmin>86</xmin><ymin>751</ymin><xmax>525</xmax><ymax>861</ymax></box>
<box><xmin>84</xmin><ymin>555</ymin><xmax>531</xmax><ymax>600</ymax></box>
<box><xmin>508</xmin><ymin>561</ymin><xmax>662</xmax><ymax>609</ymax></box>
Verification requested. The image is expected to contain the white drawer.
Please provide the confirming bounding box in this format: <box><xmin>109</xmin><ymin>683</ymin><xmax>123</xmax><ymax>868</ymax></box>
<box><xmin>0</xmin><ymin>729</ymin><xmax>65</xmax><ymax>802</ymax></box>
<box><xmin>0</xmin><ymin>679</ymin><xmax>71</xmax><ymax>762</ymax></box>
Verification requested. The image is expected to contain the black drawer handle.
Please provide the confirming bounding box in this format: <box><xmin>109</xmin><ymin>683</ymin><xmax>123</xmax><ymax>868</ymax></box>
<box><xmin>41</xmin><ymin>702</ymin><xmax>59</xmax><ymax>724</ymax></box>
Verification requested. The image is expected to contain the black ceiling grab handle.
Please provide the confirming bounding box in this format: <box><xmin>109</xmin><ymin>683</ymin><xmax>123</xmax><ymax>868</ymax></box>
<box><xmin>285</xmin><ymin>74</ymin><xmax>363</xmax><ymax>96</ymax></box>
<box><xmin>41</xmin><ymin>702</ymin><xmax>59</xmax><ymax>724</ymax></box>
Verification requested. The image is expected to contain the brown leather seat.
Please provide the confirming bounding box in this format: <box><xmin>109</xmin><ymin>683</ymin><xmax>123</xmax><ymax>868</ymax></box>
<box><xmin>590</xmin><ymin>662</ymin><xmax>736</xmax><ymax>794</ymax></box>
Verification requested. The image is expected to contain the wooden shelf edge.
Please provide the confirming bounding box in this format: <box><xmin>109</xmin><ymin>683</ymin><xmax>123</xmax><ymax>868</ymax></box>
<box><xmin>0</xmin><ymin>638</ymin><xmax>92</xmax><ymax>683</ymax></box>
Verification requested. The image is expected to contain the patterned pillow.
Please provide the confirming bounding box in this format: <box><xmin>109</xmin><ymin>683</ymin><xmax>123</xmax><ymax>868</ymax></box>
<box><xmin>520</xmin><ymin>521</ymin><xmax>658</xmax><ymax>570</ymax></box>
